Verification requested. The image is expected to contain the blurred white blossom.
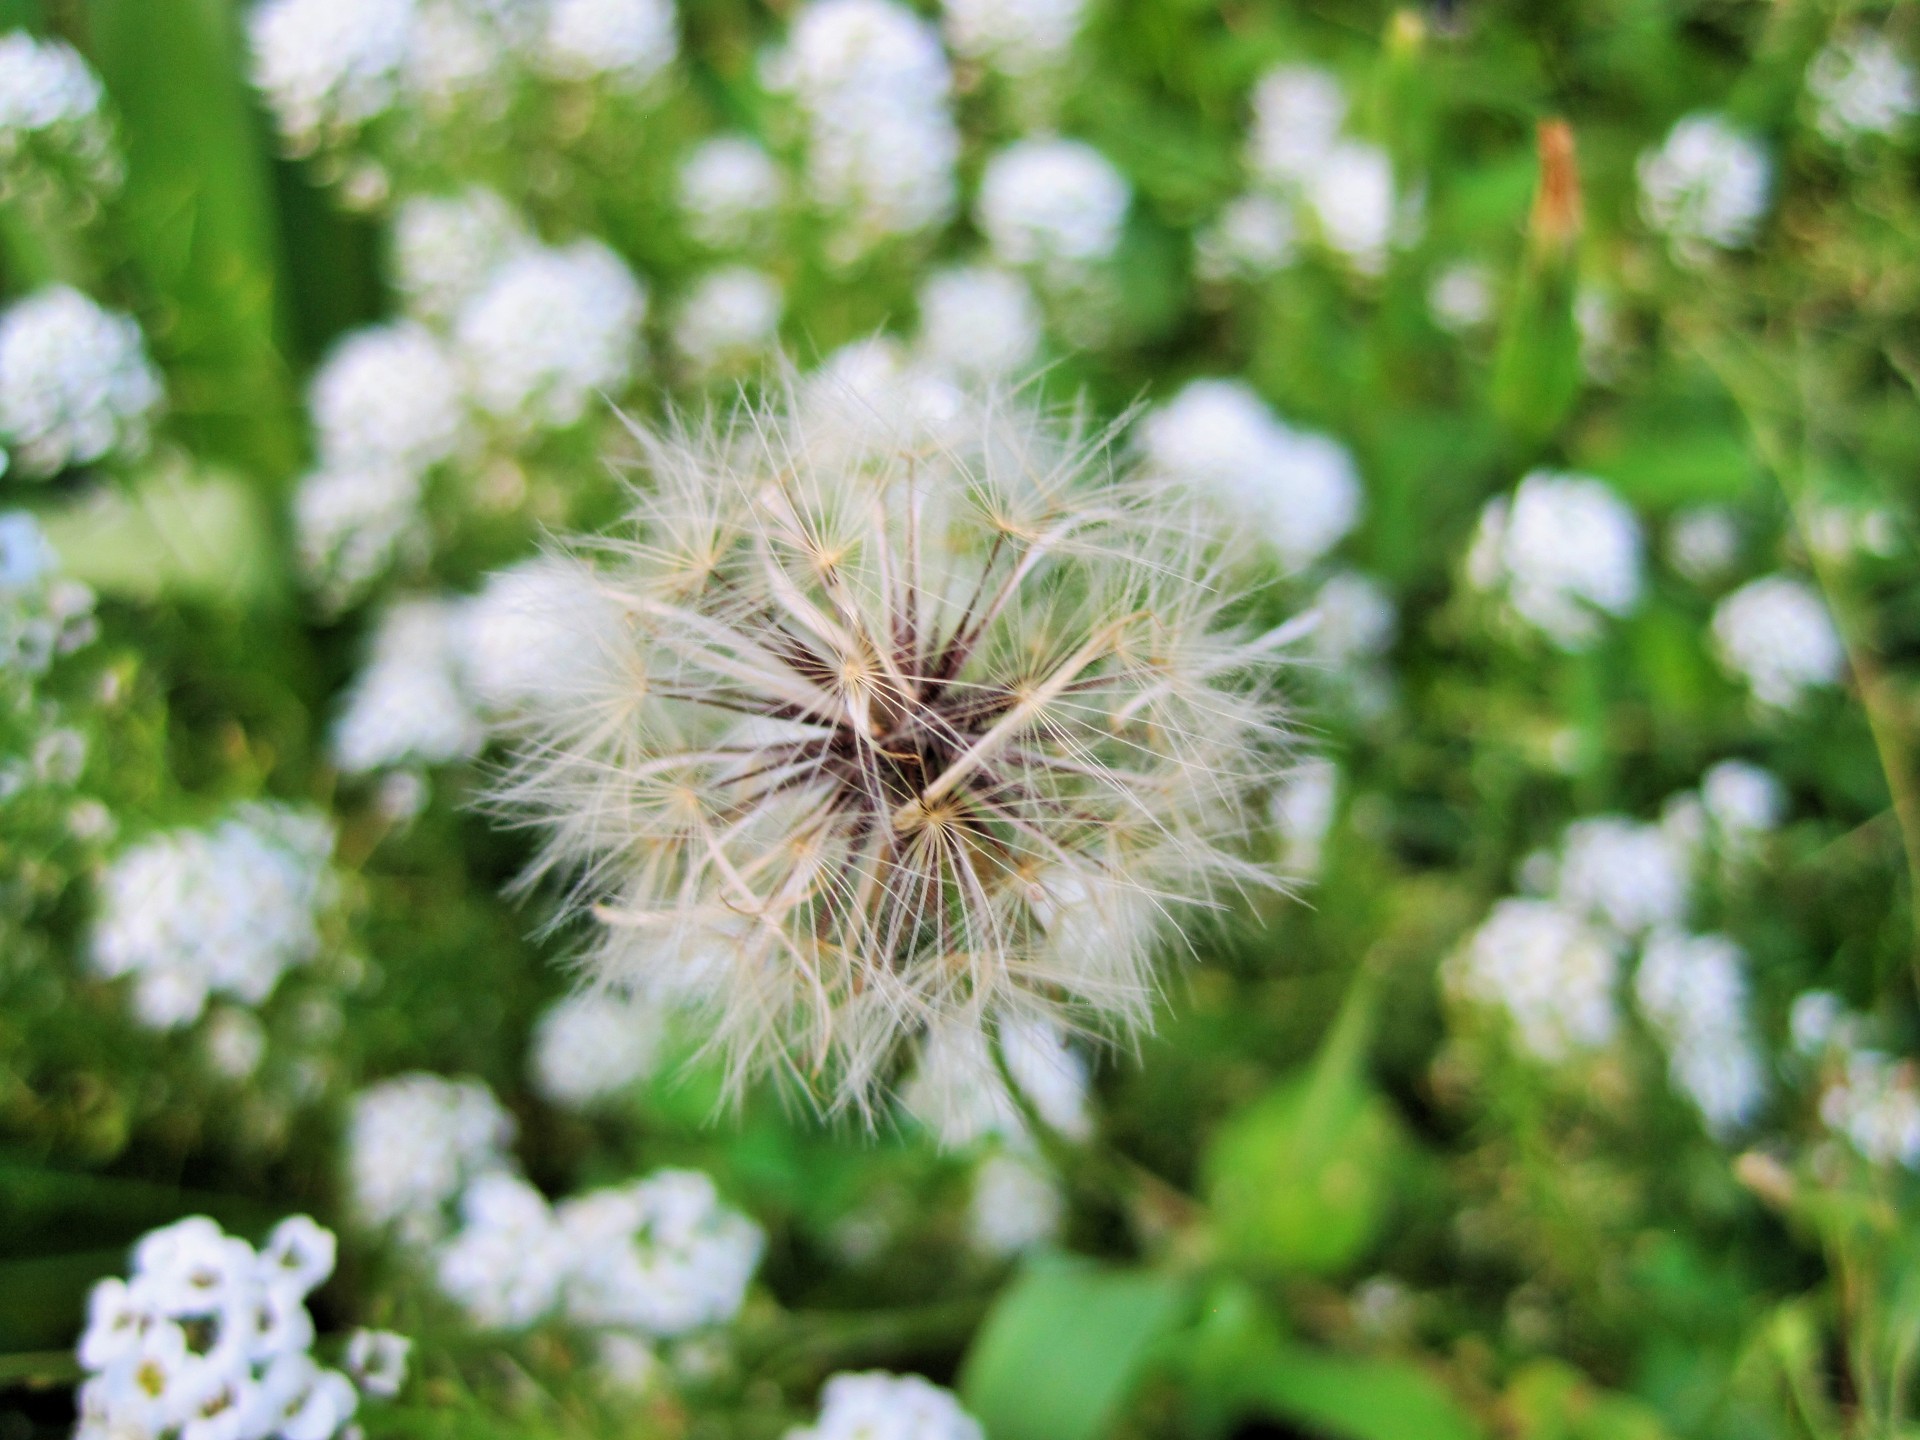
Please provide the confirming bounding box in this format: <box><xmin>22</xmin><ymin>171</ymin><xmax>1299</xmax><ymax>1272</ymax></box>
<box><xmin>967</xmin><ymin>1150</ymin><xmax>1063</xmax><ymax>1258</ymax></box>
<box><xmin>1467</xmin><ymin>471</ymin><xmax>1643</xmax><ymax>649</ymax></box>
<box><xmin>942</xmin><ymin>0</ymin><xmax>1083</xmax><ymax>74</ymax></box>
<box><xmin>678</xmin><ymin>136</ymin><xmax>786</xmax><ymax>250</ymax></box>
<box><xmin>332</xmin><ymin>598</ymin><xmax>484</xmax><ymax>774</ymax></box>
<box><xmin>1635</xmin><ymin>930</ymin><xmax>1766</xmax><ymax>1136</ymax></box>
<box><xmin>436</xmin><ymin>1173</ymin><xmax>574</xmax><ymax>1329</ymax></box>
<box><xmin>1193</xmin><ymin>192</ymin><xmax>1298</xmax><ymax>285</ymax></box>
<box><xmin>1808</xmin><ymin>31</ymin><xmax>1917</xmax><ymax>141</ymax></box>
<box><xmin>788</xmin><ymin>1371</ymin><xmax>985</xmax><ymax>1440</ymax></box>
<box><xmin>914</xmin><ymin>264</ymin><xmax>1041</xmax><ymax>381</ymax></box>
<box><xmin>977</xmin><ymin>137</ymin><xmax>1129</xmax><ymax>280</ymax></box>
<box><xmin>1428</xmin><ymin>261</ymin><xmax>1496</xmax><ymax>333</ymax></box>
<box><xmin>1666</xmin><ymin>504</ymin><xmax>1740</xmax><ymax>584</ymax></box>
<box><xmin>540</xmin><ymin>0</ymin><xmax>679</xmax><ymax>88</ymax></box>
<box><xmin>1554</xmin><ymin>815</ymin><xmax>1692</xmax><ymax>940</ymax></box>
<box><xmin>310</xmin><ymin>321</ymin><xmax>465</xmax><ymax>473</ymax></box>
<box><xmin>0</xmin><ymin>286</ymin><xmax>161</xmax><ymax>478</ymax></box>
<box><xmin>1711</xmin><ymin>574</ymin><xmax>1844</xmax><ymax>710</ymax></box>
<box><xmin>1637</xmin><ymin>114</ymin><xmax>1770</xmax><ymax>263</ymax></box>
<box><xmin>672</xmin><ymin>266</ymin><xmax>783</xmax><ymax>376</ymax></box>
<box><xmin>347</xmin><ymin>1073</ymin><xmax>516</xmax><ymax>1242</ymax></box>
<box><xmin>1139</xmin><ymin>378</ymin><xmax>1361</xmax><ymax>570</ymax></box>
<box><xmin>1447</xmin><ymin>898</ymin><xmax>1620</xmax><ymax>1062</ymax></box>
<box><xmin>90</xmin><ymin>804</ymin><xmax>335</xmax><ymax>1030</ymax></box>
<box><xmin>529</xmin><ymin>989</ymin><xmax>664</xmax><ymax>1106</ymax></box>
<box><xmin>391</xmin><ymin>186</ymin><xmax>532</xmax><ymax>322</ymax></box>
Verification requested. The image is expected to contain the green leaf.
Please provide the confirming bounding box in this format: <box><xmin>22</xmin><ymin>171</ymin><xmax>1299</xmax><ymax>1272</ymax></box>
<box><xmin>959</xmin><ymin>1256</ymin><xmax>1187</xmax><ymax>1440</ymax></box>
<box><xmin>1202</xmin><ymin>967</ymin><xmax>1405</xmax><ymax>1277</ymax></box>
<box><xmin>38</xmin><ymin>462</ymin><xmax>279</xmax><ymax>605</ymax></box>
<box><xmin>83</xmin><ymin>0</ymin><xmax>300</xmax><ymax>479</ymax></box>
<box><xmin>1247</xmin><ymin>1344</ymin><xmax>1485</xmax><ymax>1440</ymax></box>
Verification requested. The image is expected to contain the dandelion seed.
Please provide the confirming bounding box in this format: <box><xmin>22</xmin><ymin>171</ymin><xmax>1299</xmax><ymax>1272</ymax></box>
<box><xmin>485</xmin><ymin>370</ymin><xmax>1297</xmax><ymax>1112</ymax></box>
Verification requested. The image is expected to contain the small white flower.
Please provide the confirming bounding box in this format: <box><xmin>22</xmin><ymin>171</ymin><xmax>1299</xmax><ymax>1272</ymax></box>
<box><xmin>1246</xmin><ymin>64</ymin><xmax>1346</xmax><ymax>184</ymax></box>
<box><xmin>347</xmin><ymin>1073</ymin><xmax>516</xmax><ymax>1240</ymax></box>
<box><xmin>1808</xmin><ymin>31</ymin><xmax>1917</xmax><ymax>141</ymax></box>
<box><xmin>1554</xmin><ymin>815</ymin><xmax>1692</xmax><ymax>939</ymax></box>
<box><xmin>343</xmin><ymin>1329</ymin><xmax>411</xmax><ymax>1399</ymax></box>
<box><xmin>672</xmin><ymin>266</ymin><xmax>783</xmax><ymax>376</ymax></box>
<box><xmin>977</xmin><ymin>137</ymin><xmax>1130</xmax><ymax>277</ymax></box>
<box><xmin>540</xmin><ymin>0</ymin><xmax>679</xmax><ymax>88</ymax></box>
<box><xmin>0</xmin><ymin>286</ymin><xmax>161</xmax><ymax>478</ymax></box>
<box><xmin>456</xmin><ymin>558</ymin><xmax>631</xmax><ymax>717</ymax></box>
<box><xmin>1637</xmin><ymin>114</ymin><xmax>1770</xmax><ymax>262</ymax></box>
<box><xmin>0</xmin><ymin>33</ymin><xmax>118</xmax><ymax>191</ymax></box>
<box><xmin>247</xmin><ymin>0</ymin><xmax>415</xmax><ymax>149</ymax></box>
<box><xmin>1139</xmin><ymin>378</ymin><xmax>1361</xmax><ymax>570</ymax></box>
<box><xmin>529</xmin><ymin>990</ymin><xmax>664</xmax><ymax>1106</ymax></box>
<box><xmin>1711</xmin><ymin>574</ymin><xmax>1844</xmax><ymax>710</ymax></box>
<box><xmin>914</xmin><ymin>265</ymin><xmax>1041</xmax><ymax>381</ymax></box>
<box><xmin>557</xmin><ymin>1169</ymin><xmax>763</xmax><ymax>1336</ymax></box>
<box><xmin>767</xmin><ymin>0</ymin><xmax>958</xmax><ymax>255</ymax></box>
<box><xmin>1820</xmin><ymin>1048</ymin><xmax>1920</xmax><ymax>1169</ymax></box>
<box><xmin>90</xmin><ymin>805</ymin><xmax>335</xmax><ymax>1029</ymax></box>
<box><xmin>678</xmin><ymin>136</ymin><xmax>786</xmax><ymax>250</ymax></box>
<box><xmin>331</xmin><ymin>599</ymin><xmax>484</xmax><ymax>775</ymax></box>
<box><xmin>1309</xmin><ymin>571</ymin><xmax>1396</xmax><ymax>665</ymax></box>
<box><xmin>436</xmin><ymin>1174</ymin><xmax>573</xmax><ymax>1330</ymax></box>
<box><xmin>1666</xmin><ymin>505</ymin><xmax>1740</xmax><ymax>584</ymax></box>
<box><xmin>1446</xmin><ymin>898</ymin><xmax>1620</xmax><ymax>1062</ymax></box>
<box><xmin>390</xmin><ymin>187</ymin><xmax>532</xmax><ymax>322</ymax></box>
<box><xmin>1428</xmin><ymin>261</ymin><xmax>1496</xmax><ymax>333</ymax></box>
<box><xmin>1193</xmin><ymin>192</ymin><xmax>1298</xmax><ymax>285</ymax></box>
<box><xmin>967</xmin><ymin>1150</ymin><xmax>1063</xmax><ymax>1258</ymax></box>
<box><xmin>1701</xmin><ymin>760</ymin><xmax>1785</xmax><ymax>841</ymax></box>
<box><xmin>1467</xmin><ymin>471</ymin><xmax>1642</xmax><ymax>649</ymax></box>
<box><xmin>1635</xmin><ymin>930</ymin><xmax>1766</xmax><ymax>1136</ymax></box>
<box><xmin>309</xmin><ymin>322</ymin><xmax>464</xmax><ymax>473</ymax></box>
<box><xmin>1270</xmin><ymin>757</ymin><xmax>1339</xmax><ymax>878</ymax></box>
<box><xmin>454</xmin><ymin>240</ymin><xmax>647</xmax><ymax>431</ymax></box>
<box><xmin>787</xmin><ymin>1371</ymin><xmax>985</xmax><ymax>1440</ymax></box>
<box><xmin>1303</xmin><ymin>139</ymin><xmax>1397</xmax><ymax>276</ymax></box>
<box><xmin>202</xmin><ymin>1007</ymin><xmax>268</xmax><ymax>1081</ymax></box>
<box><xmin>942</xmin><ymin>0</ymin><xmax>1082</xmax><ymax>73</ymax></box>
<box><xmin>293</xmin><ymin>463</ymin><xmax>424</xmax><ymax>613</ymax></box>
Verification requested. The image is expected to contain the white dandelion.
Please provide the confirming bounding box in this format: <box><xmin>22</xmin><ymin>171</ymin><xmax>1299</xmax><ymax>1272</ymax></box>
<box><xmin>485</xmin><ymin>369</ymin><xmax>1298</xmax><ymax>1111</ymax></box>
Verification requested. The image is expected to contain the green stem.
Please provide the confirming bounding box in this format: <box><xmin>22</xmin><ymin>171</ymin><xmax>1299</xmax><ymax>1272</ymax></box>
<box><xmin>747</xmin><ymin>1296</ymin><xmax>990</xmax><ymax>1383</ymax></box>
<box><xmin>0</xmin><ymin>1349</ymin><xmax>83</xmax><ymax>1389</ymax></box>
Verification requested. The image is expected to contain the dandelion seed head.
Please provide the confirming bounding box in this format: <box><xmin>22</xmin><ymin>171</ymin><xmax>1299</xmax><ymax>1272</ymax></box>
<box><xmin>487</xmin><ymin>370</ymin><xmax>1297</xmax><ymax>1113</ymax></box>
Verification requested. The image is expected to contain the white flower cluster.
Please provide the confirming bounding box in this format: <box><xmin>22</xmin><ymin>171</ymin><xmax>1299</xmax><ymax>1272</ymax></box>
<box><xmin>0</xmin><ymin>508</ymin><xmax>94</xmax><ymax>679</ymax></box>
<box><xmin>672</xmin><ymin>266</ymin><xmax>783</xmax><ymax>377</ymax></box>
<box><xmin>914</xmin><ymin>264</ymin><xmax>1042</xmax><ymax>381</ymax></box>
<box><xmin>788</xmin><ymin>1370</ymin><xmax>985</xmax><ymax>1440</ymax></box>
<box><xmin>1636</xmin><ymin>113</ymin><xmax>1771</xmax><ymax>263</ymax></box>
<box><xmin>455</xmin><ymin>237</ymin><xmax>647</xmax><ymax>430</ymax></box>
<box><xmin>390</xmin><ymin>186</ymin><xmax>533</xmax><ymax>322</ymax></box>
<box><xmin>1428</xmin><ymin>261</ymin><xmax>1496</xmax><ymax>334</ymax></box>
<box><xmin>1634</xmin><ymin>930</ymin><xmax>1766</xmax><ymax>1135</ymax></box>
<box><xmin>0</xmin><ymin>285</ymin><xmax>162</xmax><ymax>479</ymax></box>
<box><xmin>1453</xmin><ymin>770</ymin><xmax>1776</xmax><ymax>1128</ymax></box>
<box><xmin>529</xmin><ymin>989</ymin><xmax>664</xmax><ymax>1106</ymax></box>
<box><xmin>1309</xmin><ymin>570</ymin><xmax>1397</xmax><ymax>667</ymax></box>
<box><xmin>75</xmin><ymin>1214</ymin><xmax>382</xmax><ymax>1440</ymax></box>
<box><xmin>1793</xmin><ymin>992</ymin><xmax>1920</xmax><ymax>1169</ymax></box>
<box><xmin>1206</xmin><ymin>63</ymin><xmax>1405</xmax><ymax>277</ymax></box>
<box><xmin>1666</xmin><ymin>504</ymin><xmax>1740</xmax><ymax>584</ymax></box>
<box><xmin>436</xmin><ymin>1167</ymin><xmax>763</xmax><ymax>1337</ymax></box>
<box><xmin>765</xmin><ymin>0</ymin><xmax>960</xmax><ymax>258</ymax></box>
<box><xmin>1466</xmin><ymin>470</ymin><xmax>1643</xmax><ymax>650</ymax></box>
<box><xmin>941</xmin><ymin>0</ymin><xmax>1083</xmax><ymax>75</ymax></box>
<box><xmin>310</xmin><ymin>323</ymin><xmax>464</xmax><ymax>473</ymax></box>
<box><xmin>0</xmin><ymin>32</ymin><xmax>120</xmax><ymax>192</ymax></box>
<box><xmin>1807</xmin><ymin>31</ymin><xmax>1917</xmax><ymax>141</ymax></box>
<box><xmin>89</xmin><ymin>805</ymin><xmax>336</xmax><ymax>1030</ymax></box>
<box><xmin>540</xmin><ymin>0</ymin><xmax>679</xmax><ymax>90</ymax></box>
<box><xmin>1446</xmin><ymin>898</ymin><xmax>1621</xmax><ymax>1062</ymax></box>
<box><xmin>251</xmin><ymin>0</ymin><xmax>600</xmax><ymax>150</ymax></box>
<box><xmin>347</xmin><ymin>1072</ymin><xmax>517</xmax><ymax>1242</ymax></box>
<box><xmin>1139</xmin><ymin>378</ymin><xmax>1362</xmax><ymax>570</ymax></box>
<box><xmin>678</xmin><ymin>136</ymin><xmax>786</xmax><ymax>250</ymax></box>
<box><xmin>331</xmin><ymin>598</ymin><xmax>485</xmax><ymax>776</ymax></box>
<box><xmin>1710</xmin><ymin>574</ymin><xmax>1844</xmax><ymax>711</ymax></box>
<box><xmin>976</xmin><ymin>137</ymin><xmax>1130</xmax><ymax>283</ymax></box>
